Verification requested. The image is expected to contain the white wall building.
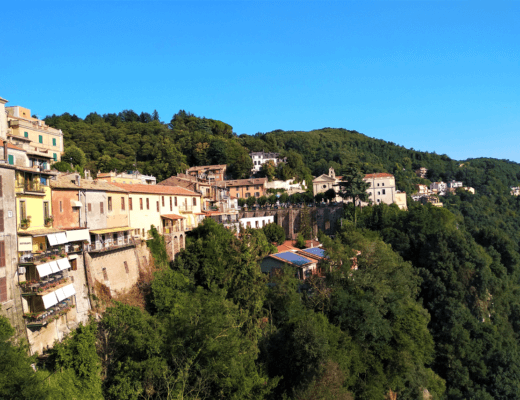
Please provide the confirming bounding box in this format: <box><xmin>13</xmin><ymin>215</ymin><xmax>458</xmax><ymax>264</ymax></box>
<box><xmin>250</xmin><ymin>151</ymin><xmax>286</xmax><ymax>173</ymax></box>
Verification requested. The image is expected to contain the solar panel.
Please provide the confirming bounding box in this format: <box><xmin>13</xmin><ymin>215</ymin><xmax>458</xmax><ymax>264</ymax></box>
<box><xmin>302</xmin><ymin>247</ymin><xmax>327</xmax><ymax>258</ymax></box>
<box><xmin>275</xmin><ymin>252</ymin><xmax>312</xmax><ymax>266</ymax></box>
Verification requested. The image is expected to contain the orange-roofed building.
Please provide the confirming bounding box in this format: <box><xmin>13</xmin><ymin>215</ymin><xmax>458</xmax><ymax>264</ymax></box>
<box><xmin>108</xmin><ymin>182</ymin><xmax>203</xmax><ymax>240</ymax></box>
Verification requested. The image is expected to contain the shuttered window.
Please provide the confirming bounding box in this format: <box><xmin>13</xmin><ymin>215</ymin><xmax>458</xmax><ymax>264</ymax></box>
<box><xmin>0</xmin><ymin>241</ymin><xmax>5</xmax><ymax>268</ymax></box>
<box><xmin>8</xmin><ymin>155</ymin><xmax>14</xmax><ymax>165</ymax></box>
<box><xmin>170</xmin><ymin>197</ymin><xmax>172</xmax><ymax>211</ymax></box>
<box><xmin>129</xmin><ymin>198</ymin><xmax>133</xmax><ymax>211</ymax></box>
<box><xmin>0</xmin><ymin>210</ymin><xmax>3</xmax><ymax>233</ymax></box>
<box><xmin>100</xmin><ymin>202</ymin><xmax>104</xmax><ymax>214</ymax></box>
<box><xmin>0</xmin><ymin>276</ymin><xmax>6</xmax><ymax>303</ymax></box>
<box><xmin>88</xmin><ymin>203</ymin><xmax>92</xmax><ymax>212</ymax></box>
<box><xmin>121</xmin><ymin>197</ymin><xmax>125</xmax><ymax>210</ymax></box>
<box><xmin>156</xmin><ymin>201</ymin><xmax>159</xmax><ymax>212</ymax></box>
<box><xmin>39</xmin><ymin>135</ymin><xmax>43</xmax><ymax>143</ymax></box>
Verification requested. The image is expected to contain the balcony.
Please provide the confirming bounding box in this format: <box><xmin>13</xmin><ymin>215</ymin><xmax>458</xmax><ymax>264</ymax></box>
<box><xmin>164</xmin><ymin>224</ymin><xmax>185</xmax><ymax>234</ymax></box>
<box><xmin>19</xmin><ymin>249</ymin><xmax>66</xmax><ymax>265</ymax></box>
<box><xmin>87</xmin><ymin>237</ymin><xmax>135</xmax><ymax>253</ymax></box>
<box><xmin>20</xmin><ymin>275</ymin><xmax>69</xmax><ymax>295</ymax></box>
<box><xmin>179</xmin><ymin>204</ymin><xmax>193</xmax><ymax>213</ymax></box>
<box><xmin>24</xmin><ymin>181</ymin><xmax>46</xmax><ymax>194</ymax></box>
<box><xmin>23</xmin><ymin>300</ymin><xmax>74</xmax><ymax>328</ymax></box>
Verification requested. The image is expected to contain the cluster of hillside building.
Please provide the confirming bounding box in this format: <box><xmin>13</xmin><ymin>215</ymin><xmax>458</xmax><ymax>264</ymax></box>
<box><xmin>3</xmin><ymin>96</ymin><xmax>495</xmax><ymax>355</ymax></box>
<box><xmin>412</xmin><ymin>180</ymin><xmax>475</xmax><ymax>207</ymax></box>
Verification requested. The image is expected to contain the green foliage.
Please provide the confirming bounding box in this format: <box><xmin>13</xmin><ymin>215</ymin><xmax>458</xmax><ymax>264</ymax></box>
<box><xmin>246</xmin><ymin>196</ymin><xmax>257</xmax><ymax>208</ymax></box>
<box><xmin>0</xmin><ymin>315</ymin><xmax>50</xmax><ymax>399</ymax></box>
<box><xmin>146</xmin><ymin>225</ymin><xmax>169</xmax><ymax>269</ymax></box>
<box><xmin>296</xmin><ymin>233</ymin><xmax>306</xmax><ymax>249</ymax></box>
<box><xmin>263</xmin><ymin>222</ymin><xmax>286</xmax><ymax>245</ymax></box>
<box><xmin>63</xmin><ymin>145</ymin><xmax>87</xmax><ymax>167</ymax></box>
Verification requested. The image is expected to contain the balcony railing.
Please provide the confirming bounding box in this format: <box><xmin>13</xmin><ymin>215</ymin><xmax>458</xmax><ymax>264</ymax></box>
<box><xmin>87</xmin><ymin>237</ymin><xmax>134</xmax><ymax>252</ymax></box>
<box><xmin>24</xmin><ymin>181</ymin><xmax>45</xmax><ymax>193</ymax></box>
<box><xmin>179</xmin><ymin>204</ymin><xmax>193</xmax><ymax>212</ymax></box>
<box><xmin>19</xmin><ymin>249</ymin><xmax>66</xmax><ymax>264</ymax></box>
<box><xmin>23</xmin><ymin>300</ymin><xmax>73</xmax><ymax>327</ymax></box>
<box><xmin>20</xmin><ymin>275</ymin><xmax>69</xmax><ymax>294</ymax></box>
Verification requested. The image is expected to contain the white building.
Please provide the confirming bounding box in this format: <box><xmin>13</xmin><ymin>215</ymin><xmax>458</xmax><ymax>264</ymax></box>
<box><xmin>448</xmin><ymin>180</ymin><xmax>463</xmax><ymax>189</ymax></box>
<box><xmin>430</xmin><ymin>182</ymin><xmax>447</xmax><ymax>194</ymax></box>
<box><xmin>250</xmin><ymin>151</ymin><xmax>286</xmax><ymax>173</ymax></box>
<box><xmin>238</xmin><ymin>215</ymin><xmax>274</xmax><ymax>231</ymax></box>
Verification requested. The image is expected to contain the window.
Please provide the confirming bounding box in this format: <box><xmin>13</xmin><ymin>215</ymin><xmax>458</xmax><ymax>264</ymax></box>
<box><xmin>88</xmin><ymin>203</ymin><xmax>92</xmax><ymax>212</ymax></box>
<box><xmin>140</xmin><ymin>198</ymin><xmax>143</xmax><ymax>210</ymax></box>
<box><xmin>43</xmin><ymin>202</ymin><xmax>49</xmax><ymax>220</ymax></box>
<box><xmin>146</xmin><ymin>198</ymin><xmax>149</xmax><ymax>210</ymax></box>
<box><xmin>53</xmin><ymin>153</ymin><xmax>57</xmax><ymax>161</ymax></box>
<box><xmin>193</xmin><ymin>197</ymin><xmax>197</xmax><ymax>206</ymax></box>
<box><xmin>174</xmin><ymin>197</ymin><xmax>177</xmax><ymax>207</ymax></box>
<box><xmin>39</xmin><ymin>135</ymin><xmax>43</xmax><ymax>144</ymax></box>
<box><xmin>71</xmin><ymin>259</ymin><xmax>77</xmax><ymax>271</ymax></box>
<box><xmin>245</xmin><ymin>193</ymin><xmax>251</xmax><ymax>198</ymax></box>
<box><xmin>24</xmin><ymin>131</ymin><xmax>28</xmax><ymax>138</ymax></box>
<box><xmin>100</xmin><ymin>202</ymin><xmax>104</xmax><ymax>214</ymax></box>
<box><xmin>0</xmin><ymin>176</ymin><xmax>2</xmax><ymax>198</ymax></box>
<box><xmin>382</xmin><ymin>189</ymin><xmax>386</xmax><ymax>195</ymax></box>
<box><xmin>255</xmin><ymin>192</ymin><xmax>260</xmax><ymax>197</ymax></box>
<box><xmin>40</xmin><ymin>176</ymin><xmax>48</xmax><ymax>186</ymax></box>
<box><xmin>121</xmin><ymin>197</ymin><xmax>125</xmax><ymax>210</ymax></box>
<box><xmin>20</xmin><ymin>200</ymin><xmax>27</xmax><ymax>220</ymax></box>
<box><xmin>102</xmin><ymin>268</ymin><xmax>108</xmax><ymax>281</ymax></box>
<box><xmin>382</xmin><ymin>183</ymin><xmax>385</xmax><ymax>186</ymax></box>
<box><xmin>162</xmin><ymin>196</ymin><xmax>165</xmax><ymax>207</ymax></box>
<box><xmin>377</xmin><ymin>199</ymin><xmax>381</xmax><ymax>203</ymax></box>
<box><xmin>0</xmin><ymin>276</ymin><xmax>6</xmax><ymax>303</ymax></box>
<box><xmin>377</xmin><ymin>183</ymin><xmax>380</xmax><ymax>187</ymax></box>
<box><xmin>8</xmin><ymin>155</ymin><xmax>13</xmax><ymax>165</ymax></box>
<box><xmin>156</xmin><ymin>201</ymin><xmax>159</xmax><ymax>212</ymax></box>
<box><xmin>169</xmin><ymin>197</ymin><xmax>172</xmax><ymax>211</ymax></box>
<box><xmin>52</xmin><ymin>138</ymin><xmax>56</xmax><ymax>146</ymax></box>
<box><xmin>108</xmin><ymin>197</ymin><xmax>112</xmax><ymax>211</ymax></box>
<box><xmin>377</xmin><ymin>191</ymin><xmax>380</xmax><ymax>195</ymax></box>
<box><xmin>124</xmin><ymin>261</ymin><xmax>129</xmax><ymax>274</ymax></box>
<box><xmin>0</xmin><ymin>241</ymin><xmax>4</xmax><ymax>268</ymax></box>
<box><xmin>129</xmin><ymin>198</ymin><xmax>133</xmax><ymax>210</ymax></box>
<box><xmin>58</xmin><ymin>200</ymin><xmax>63</xmax><ymax>213</ymax></box>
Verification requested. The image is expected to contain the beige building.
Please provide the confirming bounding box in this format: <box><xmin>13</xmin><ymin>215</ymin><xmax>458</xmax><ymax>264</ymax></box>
<box><xmin>97</xmin><ymin>171</ymin><xmax>156</xmax><ymax>185</ymax></box>
<box><xmin>6</xmin><ymin>105</ymin><xmax>64</xmax><ymax>162</ymax></box>
<box><xmin>109</xmin><ymin>183</ymin><xmax>204</xmax><ymax>239</ymax></box>
<box><xmin>313</xmin><ymin>168</ymin><xmax>407</xmax><ymax>210</ymax></box>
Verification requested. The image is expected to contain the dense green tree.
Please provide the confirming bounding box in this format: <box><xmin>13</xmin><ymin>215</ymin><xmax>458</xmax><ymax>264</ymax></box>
<box><xmin>263</xmin><ymin>222</ymin><xmax>286</xmax><ymax>244</ymax></box>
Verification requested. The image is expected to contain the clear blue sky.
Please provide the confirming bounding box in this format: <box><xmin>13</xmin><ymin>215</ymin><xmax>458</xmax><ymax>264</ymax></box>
<box><xmin>2</xmin><ymin>1</ymin><xmax>519</xmax><ymax>162</ymax></box>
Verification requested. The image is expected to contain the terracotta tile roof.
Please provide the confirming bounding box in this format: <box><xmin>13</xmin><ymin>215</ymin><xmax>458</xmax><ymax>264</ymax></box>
<box><xmin>110</xmin><ymin>182</ymin><xmax>200</xmax><ymax>196</ymax></box>
<box><xmin>161</xmin><ymin>214</ymin><xmax>185</xmax><ymax>220</ymax></box>
<box><xmin>364</xmin><ymin>173</ymin><xmax>394</xmax><ymax>179</ymax></box>
<box><xmin>0</xmin><ymin>139</ymin><xmax>25</xmax><ymax>151</ymax></box>
<box><xmin>51</xmin><ymin>176</ymin><xmax>127</xmax><ymax>192</ymax></box>
<box><xmin>186</xmin><ymin>164</ymin><xmax>227</xmax><ymax>172</ymax></box>
<box><xmin>215</xmin><ymin>177</ymin><xmax>267</xmax><ymax>187</ymax></box>
<box><xmin>157</xmin><ymin>175</ymin><xmax>199</xmax><ymax>191</ymax></box>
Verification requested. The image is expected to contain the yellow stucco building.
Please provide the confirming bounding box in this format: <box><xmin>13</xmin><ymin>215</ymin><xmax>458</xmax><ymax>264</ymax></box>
<box><xmin>6</xmin><ymin>106</ymin><xmax>64</xmax><ymax>162</ymax></box>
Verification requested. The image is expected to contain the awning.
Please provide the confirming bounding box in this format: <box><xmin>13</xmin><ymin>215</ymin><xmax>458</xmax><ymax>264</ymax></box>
<box><xmin>47</xmin><ymin>233</ymin><xmax>68</xmax><ymax>246</ymax></box>
<box><xmin>66</xmin><ymin>229</ymin><xmax>90</xmax><ymax>243</ymax></box>
<box><xmin>47</xmin><ymin>234</ymin><xmax>58</xmax><ymax>246</ymax></box>
<box><xmin>89</xmin><ymin>226</ymin><xmax>132</xmax><ymax>235</ymax></box>
<box><xmin>62</xmin><ymin>284</ymin><xmax>76</xmax><ymax>298</ymax></box>
<box><xmin>71</xmin><ymin>201</ymin><xmax>82</xmax><ymax>207</ymax></box>
<box><xmin>42</xmin><ymin>292</ymin><xmax>58</xmax><ymax>309</ymax></box>
<box><xmin>55</xmin><ymin>288</ymin><xmax>66</xmax><ymax>302</ymax></box>
<box><xmin>68</xmin><ymin>254</ymin><xmax>79</xmax><ymax>260</ymax></box>
<box><xmin>57</xmin><ymin>258</ymin><xmax>71</xmax><ymax>271</ymax></box>
<box><xmin>55</xmin><ymin>232</ymin><xmax>68</xmax><ymax>244</ymax></box>
<box><xmin>36</xmin><ymin>263</ymin><xmax>52</xmax><ymax>278</ymax></box>
<box><xmin>49</xmin><ymin>261</ymin><xmax>60</xmax><ymax>274</ymax></box>
<box><xmin>18</xmin><ymin>236</ymin><xmax>33</xmax><ymax>252</ymax></box>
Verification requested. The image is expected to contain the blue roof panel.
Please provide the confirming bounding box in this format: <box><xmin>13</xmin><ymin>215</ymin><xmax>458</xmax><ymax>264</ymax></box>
<box><xmin>275</xmin><ymin>252</ymin><xmax>312</xmax><ymax>266</ymax></box>
<box><xmin>302</xmin><ymin>247</ymin><xmax>327</xmax><ymax>258</ymax></box>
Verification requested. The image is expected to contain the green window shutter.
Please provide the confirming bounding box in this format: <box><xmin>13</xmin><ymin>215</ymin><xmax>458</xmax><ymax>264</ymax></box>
<box><xmin>53</xmin><ymin>153</ymin><xmax>57</xmax><ymax>161</ymax></box>
<box><xmin>24</xmin><ymin>131</ymin><xmax>28</xmax><ymax>138</ymax></box>
<box><xmin>52</xmin><ymin>138</ymin><xmax>56</xmax><ymax>146</ymax></box>
<box><xmin>39</xmin><ymin>135</ymin><xmax>43</xmax><ymax>143</ymax></box>
<box><xmin>8</xmin><ymin>155</ymin><xmax>13</xmax><ymax>165</ymax></box>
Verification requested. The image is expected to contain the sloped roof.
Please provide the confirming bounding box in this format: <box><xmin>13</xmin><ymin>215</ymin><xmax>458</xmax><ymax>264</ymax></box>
<box><xmin>51</xmin><ymin>176</ymin><xmax>128</xmax><ymax>192</ymax></box>
<box><xmin>110</xmin><ymin>182</ymin><xmax>200</xmax><ymax>196</ymax></box>
<box><xmin>0</xmin><ymin>139</ymin><xmax>25</xmax><ymax>151</ymax></box>
<box><xmin>186</xmin><ymin>164</ymin><xmax>226</xmax><ymax>172</ymax></box>
<box><xmin>312</xmin><ymin>174</ymin><xmax>336</xmax><ymax>182</ymax></box>
<box><xmin>364</xmin><ymin>173</ymin><xmax>394</xmax><ymax>179</ymax></box>
<box><xmin>215</xmin><ymin>177</ymin><xmax>267</xmax><ymax>187</ymax></box>
<box><xmin>157</xmin><ymin>176</ymin><xmax>198</xmax><ymax>191</ymax></box>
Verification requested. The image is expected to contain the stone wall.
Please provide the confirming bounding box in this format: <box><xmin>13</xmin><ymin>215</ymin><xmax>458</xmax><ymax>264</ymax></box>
<box><xmin>238</xmin><ymin>205</ymin><xmax>344</xmax><ymax>239</ymax></box>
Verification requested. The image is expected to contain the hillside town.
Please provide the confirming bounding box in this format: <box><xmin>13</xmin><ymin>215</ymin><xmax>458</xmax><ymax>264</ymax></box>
<box><xmin>0</xmin><ymin>96</ymin><xmax>510</xmax><ymax>358</ymax></box>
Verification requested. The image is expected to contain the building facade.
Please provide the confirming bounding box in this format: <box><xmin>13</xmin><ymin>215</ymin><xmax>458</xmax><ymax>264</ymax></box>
<box><xmin>250</xmin><ymin>151</ymin><xmax>287</xmax><ymax>173</ymax></box>
<box><xmin>216</xmin><ymin>178</ymin><xmax>267</xmax><ymax>199</ymax></box>
<box><xmin>6</xmin><ymin>105</ymin><xmax>64</xmax><ymax>162</ymax></box>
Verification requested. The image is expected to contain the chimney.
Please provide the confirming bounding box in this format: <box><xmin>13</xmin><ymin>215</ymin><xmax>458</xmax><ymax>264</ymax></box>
<box><xmin>75</xmin><ymin>174</ymin><xmax>81</xmax><ymax>186</ymax></box>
